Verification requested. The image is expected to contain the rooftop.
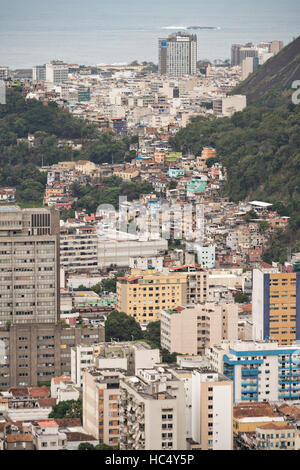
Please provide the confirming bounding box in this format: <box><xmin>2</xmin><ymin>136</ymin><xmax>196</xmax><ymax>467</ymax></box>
<box><xmin>257</xmin><ymin>422</ymin><xmax>293</xmax><ymax>431</ymax></box>
<box><xmin>65</xmin><ymin>432</ymin><xmax>96</xmax><ymax>442</ymax></box>
<box><xmin>35</xmin><ymin>419</ymin><xmax>58</xmax><ymax>428</ymax></box>
<box><xmin>6</xmin><ymin>434</ymin><xmax>33</xmax><ymax>443</ymax></box>
<box><xmin>234</xmin><ymin>402</ymin><xmax>280</xmax><ymax>419</ymax></box>
<box><xmin>278</xmin><ymin>404</ymin><xmax>300</xmax><ymax>421</ymax></box>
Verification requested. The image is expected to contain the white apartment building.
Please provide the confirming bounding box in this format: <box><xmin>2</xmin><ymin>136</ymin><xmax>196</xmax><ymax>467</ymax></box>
<box><xmin>50</xmin><ymin>375</ymin><xmax>72</xmax><ymax>398</ymax></box>
<box><xmin>32</xmin><ymin>65</ymin><xmax>46</xmax><ymax>82</ymax></box>
<box><xmin>30</xmin><ymin>420</ymin><xmax>67</xmax><ymax>450</ymax></box>
<box><xmin>71</xmin><ymin>341</ymin><xmax>160</xmax><ymax>388</ymax></box>
<box><xmin>60</xmin><ymin>227</ymin><xmax>98</xmax><ymax>273</ymax></box>
<box><xmin>93</xmin><ymin>341</ymin><xmax>161</xmax><ymax>376</ymax></box>
<box><xmin>67</xmin><ymin>273</ymin><xmax>109</xmax><ymax>290</ymax></box>
<box><xmin>194</xmin><ymin>245</ymin><xmax>216</xmax><ymax>269</ymax></box>
<box><xmin>57</xmin><ymin>382</ymin><xmax>80</xmax><ymax>403</ymax></box>
<box><xmin>45</xmin><ymin>61</ymin><xmax>68</xmax><ymax>84</ymax></box>
<box><xmin>0</xmin><ymin>66</ymin><xmax>9</xmax><ymax>80</ymax></box>
<box><xmin>191</xmin><ymin>370</ymin><xmax>233</xmax><ymax>450</ymax></box>
<box><xmin>207</xmin><ymin>340</ymin><xmax>300</xmax><ymax>404</ymax></box>
<box><xmin>71</xmin><ymin>345</ymin><xmax>95</xmax><ymax>387</ymax></box>
<box><xmin>159</xmin><ymin>33</ymin><xmax>197</xmax><ymax>76</ymax></box>
<box><xmin>119</xmin><ymin>367</ymin><xmax>187</xmax><ymax>450</ymax></box>
<box><xmin>208</xmin><ymin>268</ymin><xmax>246</xmax><ymax>290</ymax></box>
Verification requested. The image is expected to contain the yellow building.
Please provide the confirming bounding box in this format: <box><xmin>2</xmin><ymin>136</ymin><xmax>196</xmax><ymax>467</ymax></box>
<box><xmin>116</xmin><ymin>268</ymin><xmax>208</xmax><ymax>325</ymax></box>
<box><xmin>117</xmin><ymin>269</ymin><xmax>187</xmax><ymax>325</ymax></box>
<box><xmin>269</xmin><ymin>272</ymin><xmax>298</xmax><ymax>345</ymax></box>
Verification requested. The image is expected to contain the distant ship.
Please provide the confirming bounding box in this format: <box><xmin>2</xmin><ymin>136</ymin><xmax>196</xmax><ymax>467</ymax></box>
<box><xmin>187</xmin><ymin>26</ymin><xmax>220</xmax><ymax>30</ymax></box>
<box><xmin>162</xmin><ymin>26</ymin><xmax>187</xmax><ymax>30</ymax></box>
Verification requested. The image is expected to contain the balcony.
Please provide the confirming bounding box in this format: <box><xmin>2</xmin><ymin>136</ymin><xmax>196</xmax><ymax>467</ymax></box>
<box><xmin>242</xmin><ymin>370</ymin><xmax>258</xmax><ymax>377</ymax></box>
<box><xmin>241</xmin><ymin>388</ymin><xmax>257</xmax><ymax>394</ymax></box>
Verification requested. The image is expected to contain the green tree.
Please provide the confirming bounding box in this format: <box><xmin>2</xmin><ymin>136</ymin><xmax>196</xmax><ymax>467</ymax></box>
<box><xmin>95</xmin><ymin>443</ymin><xmax>114</xmax><ymax>450</ymax></box>
<box><xmin>105</xmin><ymin>311</ymin><xmax>143</xmax><ymax>342</ymax></box>
<box><xmin>244</xmin><ymin>209</ymin><xmax>258</xmax><ymax>222</ymax></box>
<box><xmin>143</xmin><ymin>321</ymin><xmax>161</xmax><ymax>347</ymax></box>
<box><xmin>259</xmin><ymin>220</ymin><xmax>270</xmax><ymax>233</ymax></box>
<box><xmin>161</xmin><ymin>348</ymin><xmax>178</xmax><ymax>364</ymax></box>
<box><xmin>206</xmin><ymin>157</ymin><xmax>219</xmax><ymax>168</ymax></box>
<box><xmin>75</xmin><ymin>285</ymin><xmax>90</xmax><ymax>291</ymax></box>
<box><xmin>78</xmin><ymin>442</ymin><xmax>95</xmax><ymax>450</ymax></box>
<box><xmin>92</xmin><ymin>278</ymin><xmax>117</xmax><ymax>294</ymax></box>
<box><xmin>233</xmin><ymin>291</ymin><xmax>250</xmax><ymax>304</ymax></box>
<box><xmin>49</xmin><ymin>399</ymin><xmax>83</xmax><ymax>421</ymax></box>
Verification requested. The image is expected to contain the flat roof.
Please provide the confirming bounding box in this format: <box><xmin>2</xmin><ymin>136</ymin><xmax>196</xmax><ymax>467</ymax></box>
<box><xmin>257</xmin><ymin>422</ymin><xmax>293</xmax><ymax>430</ymax></box>
<box><xmin>36</xmin><ymin>419</ymin><xmax>58</xmax><ymax>427</ymax></box>
<box><xmin>249</xmin><ymin>201</ymin><xmax>272</xmax><ymax>208</ymax></box>
<box><xmin>234</xmin><ymin>402</ymin><xmax>280</xmax><ymax>419</ymax></box>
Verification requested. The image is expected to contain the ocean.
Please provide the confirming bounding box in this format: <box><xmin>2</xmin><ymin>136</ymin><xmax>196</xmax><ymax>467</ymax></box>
<box><xmin>0</xmin><ymin>0</ymin><xmax>299</xmax><ymax>69</ymax></box>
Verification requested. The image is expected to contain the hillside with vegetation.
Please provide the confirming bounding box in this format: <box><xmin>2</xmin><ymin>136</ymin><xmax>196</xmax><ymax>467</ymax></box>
<box><xmin>170</xmin><ymin>36</ymin><xmax>300</xmax><ymax>263</ymax></box>
<box><xmin>0</xmin><ymin>87</ymin><xmax>139</xmax><ymax>205</ymax></box>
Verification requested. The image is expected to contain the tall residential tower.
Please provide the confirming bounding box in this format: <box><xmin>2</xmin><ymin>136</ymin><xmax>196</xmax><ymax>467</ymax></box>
<box><xmin>0</xmin><ymin>206</ymin><xmax>60</xmax><ymax>326</ymax></box>
<box><xmin>252</xmin><ymin>269</ymin><xmax>300</xmax><ymax>345</ymax></box>
<box><xmin>158</xmin><ymin>32</ymin><xmax>197</xmax><ymax>76</ymax></box>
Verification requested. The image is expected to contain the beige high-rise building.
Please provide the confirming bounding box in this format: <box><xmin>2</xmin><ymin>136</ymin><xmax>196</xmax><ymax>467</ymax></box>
<box><xmin>119</xmin><ymin>367</ymin><xmax>187</xmax><ymax>450</ymax></box>
<box><xmin>191</xmin><ymin>370</ymin><xmax>233</xmax><ymax>450</ymax></box>
<box><xmin>161</xmin><ymin>302</ymin><xmax>239</xmax><ymax>355</ymax></box>
<box><xmin>0</xmin><ymin>206</ymin><xmax>60</xmax><ymax>326</ymax></box>
<box><xmin>116</xmin><ymin>268</ymin><xmax>208</xmax><ymax>325</ymax></box>
<box><xmin>270</xmin><ymin>40</ymin><xmax>283</xmax><ymax>55</ymax></box>
<box><xmin>82</xmin><ymin>369</ymin><xmax>124</xmax><ymax>447</ymax></box>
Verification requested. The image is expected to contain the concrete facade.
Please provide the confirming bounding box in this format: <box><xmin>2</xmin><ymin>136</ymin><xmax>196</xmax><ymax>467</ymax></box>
<box><xmin>0</xmin><ymin>206</ymin><xmax>60</xmax><ymax>326</ymax></box>
<box><xmin>0</xmin><ymin>323</ymin><xmax>104</xmax><ymax>389</ymax></box>
<box><xmin>161</xmin><ymin>302</ymin><xmax>238</xmax><ymax>355</ymax></box>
